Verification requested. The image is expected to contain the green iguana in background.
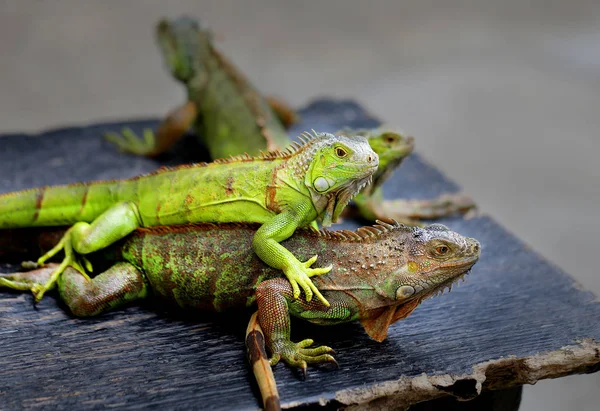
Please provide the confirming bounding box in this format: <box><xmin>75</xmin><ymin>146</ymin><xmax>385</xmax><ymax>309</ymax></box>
<box><xmin>0</xmin><ymin>221</ymin><xmax>480</xmax><ymax>410</ymax></box>
<box><xmin>105</xmin><ymin>17</ymin><xmax>293</xmax><ymax>160</ymax></box>
<box><xmin>344</xmin><ymin>128</ymin><xmax>475</xmax><ymax>224</ymax></box>
<box><xmin>105</xmin><ymin>17</ymin><xmax>475</xmax><ymax>225</ymax></box>
<box><xmin>0</xmin><ymin>131</ymin><xmax>378</xmax><ymax>306</ymax></box>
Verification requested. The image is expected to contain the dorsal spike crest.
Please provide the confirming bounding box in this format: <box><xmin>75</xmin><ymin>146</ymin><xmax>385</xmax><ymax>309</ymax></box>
<box><xmin>350</xmin><ymin>231</ymin><xmax>363</xmax><ymax>240</ymax></box>
<box><xmin>356</xmin><ymin>228</ymin><xmax>374</xmax><ymax>239</ymax></box>
<box><xmin>362</xmin><ymin>226</ymin><xmax>382</xmax><ymax>235</ymax></box>
<box><xmin>375</xmin><ymin>219</ymin><xmax>395</xmax><ymax>230</ymax></box>
<box><xmin>301</xmin><ymin>131</ymin><xmax>317</xmax><ymax>142</ymax></box>
<box><xmin>78</xmin><ymin>130</ymin><xmax>339</xmax><ymax>194</ymax></box>
<box><xmin>335</xmin><ymin>231</ymin><xmax>348</xmax><ymax>240</ymax></box>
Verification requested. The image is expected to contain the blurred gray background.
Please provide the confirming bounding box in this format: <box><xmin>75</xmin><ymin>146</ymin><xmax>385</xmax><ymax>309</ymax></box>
<box><xmin>1</xmin><ymin>1</ymin><xmax>598</xmax><ymax>409</ymax></box>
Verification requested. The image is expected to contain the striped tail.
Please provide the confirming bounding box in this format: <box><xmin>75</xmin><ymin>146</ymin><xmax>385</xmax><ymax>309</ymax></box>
<box><xmin>246</xmin><ymin>312</ymin><xmax>281</xmax><ymax>411</ymax></box>
<box><xmin>0</xmin><ymin>181</ymin><xmax>129</xmax><ymax>228</ymax></box>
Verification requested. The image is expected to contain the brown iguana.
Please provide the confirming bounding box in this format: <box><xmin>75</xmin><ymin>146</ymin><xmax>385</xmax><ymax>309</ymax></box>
<box><xmin>0</xmin><ymin>220</ymin><xmax>480</xmax><ymax>410</ymax></box>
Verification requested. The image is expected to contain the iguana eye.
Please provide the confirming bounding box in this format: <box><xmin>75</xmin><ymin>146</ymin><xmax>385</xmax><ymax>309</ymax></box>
<box><xmin>435</xmin><ymin>245</ymin><xmax>449</xmax><ymax>255</ymax></box>
<box><xmin>335</xmin><ymin>147</ymin><xmax>347</xmax><ymax>158</ymax></box>
<box><xmin>384</xmin><ymin>134</ymin><xmax>396</xmax><ymax>143</ymax></box>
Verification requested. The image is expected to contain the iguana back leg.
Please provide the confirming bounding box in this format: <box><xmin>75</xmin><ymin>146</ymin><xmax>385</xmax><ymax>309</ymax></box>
<box><xmin>105</xmin><ymin>101</ymin><xmax>197</xmax><ymax>157</ymax></box>
<box><xmin>33</xmin><ymin>201</ymin><xmax>143</xmax><ymax>301</ymax></box>
<box><xmin>265</xmin><ymin>96</ymin><xmax>299</xmax><ymax>129</ymax></box>
<box><xmin>58</xmin><ymin>262</ymin><xmax>148</xmax><ymax>316</ymax></box>
<box><xmin>0</xmin><ymin>262</ymin><xmax>148</xmax><ymax>316</ymax></box>
<box><xmin>255</xmin><ymin>278</ymin><xmax>338</xmax><ymax>376</ymax></box>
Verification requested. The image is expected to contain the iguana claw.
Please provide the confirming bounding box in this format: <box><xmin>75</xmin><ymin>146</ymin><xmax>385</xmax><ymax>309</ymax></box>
<box><xmin>286</xmin><ymin>255</ymin><xmax>332</xmax><ymax>306</ymax></box>
<box><xmin>105</xmin><ymin>128</ymin><xmax>156</xmax><ymax>156</ymax></box>
<box><xmin>270</xmin><ymin>338</ymin><xmax>337</xmax><ymax>377</ymax></box>
<box><xmin>29</xmin><ymin>229</ymin><xmax>91</xmax><ymax>302</ymax></box>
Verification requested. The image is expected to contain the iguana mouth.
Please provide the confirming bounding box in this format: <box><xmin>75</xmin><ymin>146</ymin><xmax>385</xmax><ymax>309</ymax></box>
<box><xmin>321</xmin><ymin>175</ymin><xmax>373</xmax><ymax>226</ymax></box>
<box><xmin>421</xmin><ymin>261</ymin><xmax>477</xmax><ymax>301</ymax></box>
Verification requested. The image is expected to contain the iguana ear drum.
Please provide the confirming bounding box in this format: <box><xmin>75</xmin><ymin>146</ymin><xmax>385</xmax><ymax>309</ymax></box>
<box><xmin>313</xmin><ymin>177</ymin><xmax>335</xmax><ymax>193</ymax></box>
<box><xmin>396</xmin><ymin>285</ymin><xmax>415</xmax><ymax>299</ymax></box>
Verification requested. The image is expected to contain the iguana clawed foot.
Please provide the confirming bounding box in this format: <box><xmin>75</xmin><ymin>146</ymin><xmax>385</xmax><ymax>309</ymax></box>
<box><xmin>270</xmin><ymin>338</ymin><xmax>337</xmax><ymax>377</ymax></box>
<box><xmin>285</xmin><ymin>255</ymin><xmax>332</xmax><ymax>306</ymax></box>
<box><xmin>0</xmin><ymin>263</ymin><xmax>60</xmax><ymax>291</ymax></box>
<box><xmin>27</xmin><ymin>230</ymin><xmax>91</xmax><ymax>302</ymax></box>
<box><xmin>105</xmin><ymin>128</ymin><xmax>157</xmax><ymax>156</ymax></box>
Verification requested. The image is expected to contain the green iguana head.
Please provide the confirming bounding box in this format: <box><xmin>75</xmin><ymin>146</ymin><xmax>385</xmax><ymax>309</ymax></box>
<box><xmin>297</xmin><ymin>131</ymin><xmax>379</xmax><ymax>226</ymax></box>
<box><xmin>156</xmin><ymin>17</ymin><xmax>212</xmax><ymax>83</ymax></box>
<box><xmin>359</xmin><ymin>221</ymin><xmax>480</xmax><ymax>341</ymax></box>
<box><xmin>338</xmin><ymin>128</ymin><xmax>415</xmax><ymax>192</ymax></box>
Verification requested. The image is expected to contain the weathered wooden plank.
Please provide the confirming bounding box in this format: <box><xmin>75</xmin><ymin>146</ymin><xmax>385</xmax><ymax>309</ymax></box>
<box><xmin>1</xmin><ymin>100</ymin><xmax>599</xmax><ymax>410</ymax></box>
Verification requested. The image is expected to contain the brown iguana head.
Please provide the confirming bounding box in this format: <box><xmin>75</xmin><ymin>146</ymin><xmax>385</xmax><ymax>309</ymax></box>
<box><xmin>359</xmin><ymin>222</ymin><xmax>481</xmax><ymax>341</ymax></box>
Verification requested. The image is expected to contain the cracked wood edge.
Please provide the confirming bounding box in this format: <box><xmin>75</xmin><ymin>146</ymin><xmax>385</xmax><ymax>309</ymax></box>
<box><xmin>281</xmin><ymin>338</ymin><xmax>600</xmax><ymax>410</ymax></box>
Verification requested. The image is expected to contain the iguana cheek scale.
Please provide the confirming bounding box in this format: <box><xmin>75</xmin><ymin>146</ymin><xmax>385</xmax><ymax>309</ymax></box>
<box><xmin>0</xmin><ymin>131</ymin><xmax>379</xmax><ymax>306</ymax></box>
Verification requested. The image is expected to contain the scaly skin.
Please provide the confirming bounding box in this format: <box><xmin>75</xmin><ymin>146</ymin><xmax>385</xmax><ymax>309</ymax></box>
<box><xmin>105</xmin><ymin>17</ymin><xmax>292</xmax><ymax>159</ymax></box>
<box><xmin>0</xmin><ymin>131</ymin><xmax>378</xmax><ymax>305</ymax></box>
<box><xmin>0</xmin><ymin>221</ymin><xmax>480</xmax><ymax>407</ymax></box>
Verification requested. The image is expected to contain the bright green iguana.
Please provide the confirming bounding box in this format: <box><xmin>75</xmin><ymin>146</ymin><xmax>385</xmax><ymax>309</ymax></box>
<box><xmin>0</xmin><ymin>221</ymin><xmax>480</xmax><ymax>409</ymax></box>
<box><xmin>105</xmin><ymin>17</ymin><xmax>475</xmax><ymax>225</ymax></box>
<box><xmin>0</xmin><ymin>131</ymin><xmax>379</xmax><ymax>305</ymax></box>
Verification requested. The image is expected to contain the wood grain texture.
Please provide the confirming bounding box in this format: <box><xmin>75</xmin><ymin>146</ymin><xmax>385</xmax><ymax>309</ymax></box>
<box><xmin>1</xmin><ymin>100</ymin><xmax>599</xmax><ymax>410</ymax></box>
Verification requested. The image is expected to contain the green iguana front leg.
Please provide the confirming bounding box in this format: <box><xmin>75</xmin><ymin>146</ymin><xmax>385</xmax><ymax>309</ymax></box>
<box><xmin>253</xmin><ymin>208</ymin><xmax>332</xmax><ymax>306</ymax></box>
<box><xmin>32</xmin><ymin>202</ymin><xmax>143</xmax><ymax>301</ymax></box>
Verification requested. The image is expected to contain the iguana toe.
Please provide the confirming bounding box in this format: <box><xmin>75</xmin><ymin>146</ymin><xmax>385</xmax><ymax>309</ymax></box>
<box><xmin>31</xmin><ymin>232</ymin><xmax>91</xmax><ymax>302</ymax></box>
<box><xmin>105</xmin><ymin>128</ymin><xmax>156</xmax><ymax>156</ymax></box>
<box><xmin>274</xmin><ymin>339</ymin><xmax>338</xmax><ymax>376</ymax></box>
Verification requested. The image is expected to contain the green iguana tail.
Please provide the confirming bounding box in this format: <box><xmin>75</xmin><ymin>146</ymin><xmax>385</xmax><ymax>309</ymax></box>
<box><xmin>0</xmin><ymin>181</ymin><xmax>135</xmax><ymax>228</ymax></box>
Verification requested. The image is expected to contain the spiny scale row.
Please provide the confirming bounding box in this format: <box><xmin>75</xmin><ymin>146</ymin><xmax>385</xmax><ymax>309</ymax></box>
<box><xmin>315</xmin><ymin>219</ymin><xmax>411</xmax><ymax>242</ymax></box>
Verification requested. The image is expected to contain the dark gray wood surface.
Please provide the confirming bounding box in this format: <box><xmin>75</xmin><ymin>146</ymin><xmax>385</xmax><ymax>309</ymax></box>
<box><xmin>1</xmin><ymin>100</ymin><xmax>599</xmax><ymax>410</ymax></box>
